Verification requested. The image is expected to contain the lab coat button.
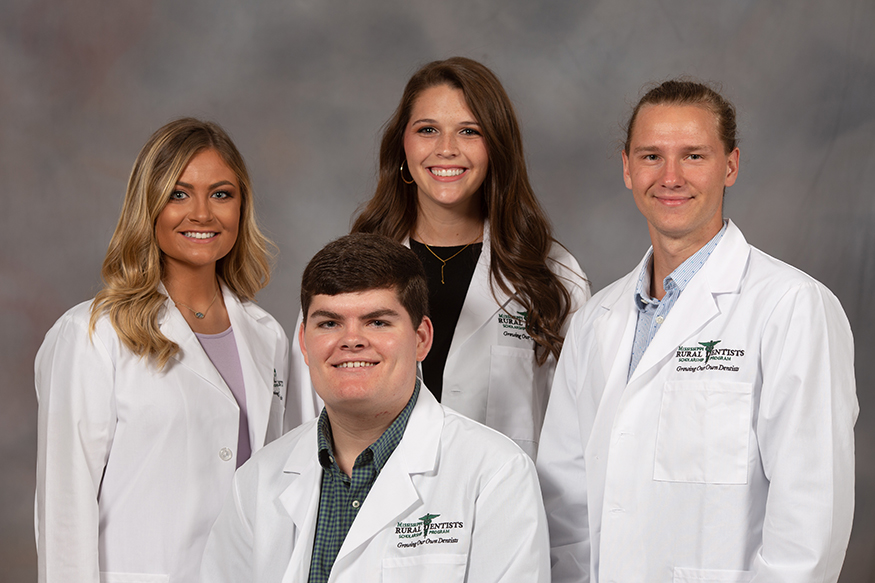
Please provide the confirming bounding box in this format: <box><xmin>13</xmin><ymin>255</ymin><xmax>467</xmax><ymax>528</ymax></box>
<box><xmin>352</xmin><ymin>500</ymin><xmax>361</xmax><ymax>508</ymax></box>
<box><xmin>219</xmin><ymin>447</ymin><xmax>233</xmax><ymax>461</ymax></box>
<box><xmin>656</xmin><ymin>316</ymin><xmax>664</xmax><ymax>324</ymax></box>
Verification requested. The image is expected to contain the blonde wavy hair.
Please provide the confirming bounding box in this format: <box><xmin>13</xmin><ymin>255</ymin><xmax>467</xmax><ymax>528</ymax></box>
<box><xmin>89</xmin><ymin>118</ymin><xmax>273</xmax><ymax>367</ymax></box>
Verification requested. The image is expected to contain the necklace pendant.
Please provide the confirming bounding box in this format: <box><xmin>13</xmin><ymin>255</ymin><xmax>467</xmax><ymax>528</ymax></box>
<box><xmin>195</xmin><ymin>312</ymin><xmax>205</xmax><ymax>319</ymax></box>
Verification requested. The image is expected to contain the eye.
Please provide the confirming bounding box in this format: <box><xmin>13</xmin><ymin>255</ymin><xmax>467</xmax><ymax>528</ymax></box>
<box><xmin>369</xmin><ymin>319</ymin><xmax>389</xmax><ymax>328</ymax></box>
<box><xmin>687</xmin><ymin>154</ymin><xmax>703</xmax><ymax>160</ymax></box>
<box><xmin>643</xmin><ymin>154</ymin><xmax>659</xmax><ymax>161</ymax></box>
<box><xmin>317</xmin><ymin>320</ymin><xmax>338</xmax><ymax>329</ymax></box>
<box><xmin>211</xmin><ymin>190</ymin><xmax>232</xmax><ymax>200</ymax></box>
<box><xmin>460</xmin><ymin>127</ymin><xmax>481</xmax><ymax>137</ymax></box>
<box><xmin>169</xmin><ymin>190</ymin><xmax>188</xmax><ymax>200</ymax></box>
<box><xmin>417</xmin><ymin>126</ymin><xmax>437</xmax><ymax>135</ymax></box>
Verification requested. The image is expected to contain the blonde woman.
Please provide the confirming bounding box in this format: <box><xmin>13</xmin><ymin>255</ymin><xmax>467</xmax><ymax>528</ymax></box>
<box><xmin>35</xmin><ymin>118</ymin><xmax>310</xmax><ymax>582</ymax></box>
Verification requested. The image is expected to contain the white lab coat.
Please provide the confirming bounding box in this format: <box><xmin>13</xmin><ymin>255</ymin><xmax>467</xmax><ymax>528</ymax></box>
<box><xmin>537</xmin><ymin>220</ymin><xmax>858</xmax><ymax>583</ymax></box>
<box><xmin>35</xmin><ymin>283</ymin><xmax>303</xmax><ymax>583</ymax></box>
<box><xmin>290</xmin><ymin>223</ymin><xmax>590</xmax><ymax>458</ymax></box>
<box><xmin>201</xmin><ymin>387</ymin><xmax>550</xmax><ymax>583</ymax></box>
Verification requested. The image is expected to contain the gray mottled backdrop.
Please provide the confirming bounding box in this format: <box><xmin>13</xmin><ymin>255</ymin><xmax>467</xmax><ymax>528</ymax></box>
<box><xmin>2</xmin><ymin>0</ymin><xmax>873</xmax><ymax>580</ymax></box>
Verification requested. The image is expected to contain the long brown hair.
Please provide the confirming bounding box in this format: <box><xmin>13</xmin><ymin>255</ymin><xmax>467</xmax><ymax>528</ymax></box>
<box><xmin>89</xmin><ymin>118</ymin><xmax>273</xmax><ymax>367</ymax></box>
<box><xmin>352</xmin><ymin>57</ymin><xmax>575</xmax><ymax>364</ymax></box>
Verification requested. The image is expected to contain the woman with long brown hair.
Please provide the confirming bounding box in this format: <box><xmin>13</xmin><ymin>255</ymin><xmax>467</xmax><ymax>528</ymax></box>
<box><xmin>352</xmin><ymin>57</ymin><xmax>589</xmax><ymax>458</ymax></box>
<box><xmin>35</xmin><ymin>118</ymin><xmax>310</xmax><ymax>582</ymax></box>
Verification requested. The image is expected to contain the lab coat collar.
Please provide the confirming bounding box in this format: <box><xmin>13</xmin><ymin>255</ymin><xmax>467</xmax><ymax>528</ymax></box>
<box><xmin>337</xmin><ymin>386</ymin><xmax>442</xmax><ymax>564</ymax></box>
<box><xmin>626</xmin><ymin>219</ymin><xmax>750</xmax><ymax>384</ymax></box>
<box><xmin>158</xmin><ymin>281</ymin><xmax>279</xmax><ymax>448</ymax></box>
<box><xmin>277</xmin><ymin>387</ymin><xmax>444</xmax><ymax>570</ymax></box>
<box><xmin>277</xmin><ymin>422</ymin><xmax>322</xmax><ymax>582</ymax></box>
<box><xmin>405</xmin><ymin>222</ymin><xmax>508</xmax><ymax>360</ymax></box>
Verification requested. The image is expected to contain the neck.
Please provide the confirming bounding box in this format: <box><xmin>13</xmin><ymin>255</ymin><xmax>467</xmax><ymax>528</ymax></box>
<box><xmin>414</xmin><ymin>207</ymin><xmax>484</xmax><ymax>246</ymax></box>
<box><xmin>162</xmin><ymin>262</ymin><xmax>220</xmax><ymax>305</ymax></box>
<box><xmin>325</xmin><ymin>409</ymin><xmax>397</xmax><ymax>477</ymax></box>
<box><xmin>648</xmin><ymin>223</ymin><xmax>722</xmax><ymax>300</ymax></box>
<box><xmin>323</xmin><ymin>382</ymin><xmax>414</xmax><ymax>476</ymax></box>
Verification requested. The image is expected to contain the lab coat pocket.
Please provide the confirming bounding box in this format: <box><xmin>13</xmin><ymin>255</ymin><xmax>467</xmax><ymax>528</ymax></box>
<box><xmin>654</xmin><ymin>381</ymin><xmax>752</xmax><ymax>484</ymax></box>
<box><xmin>486</xmin><ymin>345</ymin><xmax>536</xmax><ymax>445</ymax></box>
<box><xmin>100</xmin><ymin>573</ymin><xmax>169</xmax><ymax>583</ymax></box>
<box><xmin>672</xmin><ymin>566</ymin><xmax>753</xmax><ymax>582</ymax></box>
<box><xmin>382</xmin><ymin>553</ymin><xmax>467</xmax><ymax>583</ymax></box>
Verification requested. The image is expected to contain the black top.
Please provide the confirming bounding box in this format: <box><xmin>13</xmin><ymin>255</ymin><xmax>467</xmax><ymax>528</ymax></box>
<box><xmin>409</xmin><ymin>239</ymin><xmax>483</xmax><ymax>401</ymax></box>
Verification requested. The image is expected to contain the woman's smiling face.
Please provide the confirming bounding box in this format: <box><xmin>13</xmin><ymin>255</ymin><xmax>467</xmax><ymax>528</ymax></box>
<box><xmin>402</xmin><ymin>84</ymin><xmax>489</xmax><ymax>217</ymax></box>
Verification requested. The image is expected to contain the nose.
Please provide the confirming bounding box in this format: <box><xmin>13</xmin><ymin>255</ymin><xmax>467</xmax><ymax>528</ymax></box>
<box><xmin>189</xmin><ymin>194</ymin><xmax>214</xmax><ymax>222</ymax></box>
<box><xmin>660</xmin><ymin>158</ymin><xmax>685</xmax><ymax>189</ymax></box>
<box><xmin>436</xmin><ymin>132</ymin><xmax>459</xmax><ymax>157</ymax></box>
<box><xmin>340</xmin><ymin>324</ymin><xmax>367</xmax><ymax>350</ymax></box>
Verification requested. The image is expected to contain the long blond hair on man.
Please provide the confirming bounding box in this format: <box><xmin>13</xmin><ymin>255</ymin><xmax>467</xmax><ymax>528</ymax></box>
<box><xmin>89</xmin><ymin>118</ymin><xmax>274</xmax><ymax>368</ymax></box>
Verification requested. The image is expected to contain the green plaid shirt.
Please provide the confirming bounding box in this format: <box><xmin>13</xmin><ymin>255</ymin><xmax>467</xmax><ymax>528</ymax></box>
<box><xmin>307</xmin><ymin>381</ymin><xmax>420</xmax><ymax>583</ymax></box>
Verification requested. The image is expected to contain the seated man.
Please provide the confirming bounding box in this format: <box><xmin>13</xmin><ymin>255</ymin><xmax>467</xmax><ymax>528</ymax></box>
<box><xmin>202</xmin><ymin>233</ymin><xmax>550</xmax><ymax>583</ymax></box>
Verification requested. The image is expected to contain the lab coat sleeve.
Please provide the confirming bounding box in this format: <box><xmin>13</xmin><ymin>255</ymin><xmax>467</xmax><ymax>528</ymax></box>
<box><xmin>753</xmin><ymin>282</ymin><xmax>857</xmax><ymax>582</ymax></box>
<box><xmin>284</xmin><ymin>309</ymin><xmax>321</xmax><ymax>432</ymax></box>
<box><xmin>35</xmin><ymin>313</ymin><xmax>116</xmax><ymax>583</ymax></box>
<box><xmin>465</xmin><ymin>451</ymin><xmax>551</xmax><ymax>583</ymax></box>
<box><xmin>537</xmin><ymin>309</ymin><xmax>592</xmax><ymax>583</ymax></box>
<box><xmin>201</xmin><ymin>469</ymin><xmax>255</xmax><ymax>583</ymax></box>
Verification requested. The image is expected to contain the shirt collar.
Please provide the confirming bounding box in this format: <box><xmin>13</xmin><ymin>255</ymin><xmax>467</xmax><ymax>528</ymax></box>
<box><xmin>317</xmin><ymin>379</ymin><xmax>420</xmax><ymax>474</ymax></box>
<box><xmin>634</xmin><ymin>220</ymin><xmax>728</xmax><ymax>312</ymax></box>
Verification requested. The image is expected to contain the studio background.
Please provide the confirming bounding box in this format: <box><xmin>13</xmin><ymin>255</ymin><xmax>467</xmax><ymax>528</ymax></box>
<box><xmin>2</xmin><ymin>0</ymin><xmax>873</xmax><ymax>580</ymax></box>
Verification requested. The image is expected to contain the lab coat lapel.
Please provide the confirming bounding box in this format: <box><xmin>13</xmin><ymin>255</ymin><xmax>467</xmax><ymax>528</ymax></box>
<box><xmin>279</xmin><ymin>426</ymin><xmax>322</xmax><ymax>583</ymax></box>
<box><xmin>627</xmin><ymin>221</ymin><xmax>750</xmax><ymax>385</ymax></box>
<box><xmin>592</xmin><ymin>270</ymin><xmax>640</xmax><ymax>393</ymax></box>
<box><xmin>225</xmin><ymin>286</ymin><xmax>277</xmax><ymax>449</ymax></box>
<box><xmin>447</xmin><ymin>223</ymin><xmax>509</xmax><ymax>358</ymax></box>
<box><xmin>334</xmin><ymin>388</ymin><xmax>443</xmax><ymax>564</ymax></box>
<box><xmin>159</xmin><ymin>284</ymin><xmax>233</xmax><ymax>401</ymax></box>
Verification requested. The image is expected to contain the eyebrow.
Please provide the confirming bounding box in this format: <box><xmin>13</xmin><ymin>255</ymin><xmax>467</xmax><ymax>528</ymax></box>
<box><xmin>410</xmin><ymin>118</ymin><xmax>480</xmax><ymax>127</ymax></box>
<box><xmin>308</xmin><ymin>308</ymin><xmax>401</xmax><ymax>321</ymax></box>
<box><xmin>175</xmin><ymin>180</ymin><xmax>236</xmax><ymax>189</ymax></box>
<box><xmin>631</xmin><ymin>144</ymin><xmax>715</xmax><ymax>154</ymax></box>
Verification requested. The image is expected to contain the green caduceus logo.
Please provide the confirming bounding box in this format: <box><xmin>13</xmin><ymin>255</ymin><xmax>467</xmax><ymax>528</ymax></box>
<box><xmin>698</xmin><ymin>340</ymin><xmax>721</xmax><ymax>363</ymax></box>
<box><xmin>419</xmin><ymin>513</ymin><xmax>440</xmax><ymax>537</ymax></box>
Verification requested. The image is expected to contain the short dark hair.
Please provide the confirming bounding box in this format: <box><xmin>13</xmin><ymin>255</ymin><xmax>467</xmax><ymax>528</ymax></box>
<box><xmin>624</xmin><ymin>78</ymin><xmax>738</xmax><ymax>154</ymax></box>
<box><xmin>300</xmin><ymin>233</ymin><xmax>429</xmax><ymax>327</ymax></box>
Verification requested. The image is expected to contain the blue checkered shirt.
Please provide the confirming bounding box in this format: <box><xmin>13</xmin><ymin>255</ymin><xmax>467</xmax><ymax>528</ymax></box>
<box><xmin>307</xmin><ymin>381</ymin><xmax>420</xmax><ymax>583</ymax></box>
<box><xmin>628</xmin><ymin>222</ymin><xmax>727</xmax><ymax>380</ymax></box>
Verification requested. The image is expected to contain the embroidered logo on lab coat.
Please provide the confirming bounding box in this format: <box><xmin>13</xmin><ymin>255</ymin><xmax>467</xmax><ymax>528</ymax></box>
<box><xmin>273</xmin><ymin>369</ymin><xmax>284</xmax><ymax>400</ymax></box>
<box><xmin>675</xmin><ymin>340</ymin><xmax>746</xmax><ymax>372</ymax></box>
<box><xmin>498</xmin><ymin>310</ymin><xmax>532</xmax><ymax>342</ymax></box>
<box><xmin>395</xmin><ymin>513</ymin><xmax>464</xmax><ymax>548</ymax></box>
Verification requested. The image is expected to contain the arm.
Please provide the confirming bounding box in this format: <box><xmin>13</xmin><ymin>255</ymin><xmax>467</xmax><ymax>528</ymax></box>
<box><xmin>35</xmin><ymin>311</ymin><xmax>116</xmax><ymax>583</ymax></box>
<box><xmin>537</xmin><ymin>310</ymin><xmax>592</xmax><ymax>583</ymax></box>
<box><xmin>466</xmin><ymin>452</ymin><xmax>551</xmax><ymax>583</ymax></box>
<box><xmin>753</xmin><ymin>283</ymin><xmax>857</xmax><ymax>582</ymax></box>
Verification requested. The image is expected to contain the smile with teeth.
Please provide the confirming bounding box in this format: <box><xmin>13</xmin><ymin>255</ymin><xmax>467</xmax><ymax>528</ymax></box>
<box><xmin>183</xmin><ymin>232</ymin><xmax>217</xmax><ymax>239</ymax></box>
<box><xmin>429</xmin><ymin>167</ymin><xmax>465</xmax><ymax>177</ymax></box>
<box><xmin>335</xmin><ymin>361</ymin><xmax>377</xmax><ymax>369</ymax></box>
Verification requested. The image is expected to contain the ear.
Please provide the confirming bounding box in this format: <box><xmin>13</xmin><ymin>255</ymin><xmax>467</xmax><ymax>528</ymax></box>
<box><xmin>415</xmin><ymin>316</ymin><xmax>434</xmax><ymax>362</ymax></box>
<box><xmin>622</xmin><ymin>150</ymin><xmax>633</xmax><ymax>190</ymax></box>
<box><xmin>298</xmin><ymin>320</ymin><xmax>310</xmax><ymax>366</ymax></box>
<box><xmin>724</xmin><ymin>147</ymin><xmax>740</xmax><ymax>187</ymax></box>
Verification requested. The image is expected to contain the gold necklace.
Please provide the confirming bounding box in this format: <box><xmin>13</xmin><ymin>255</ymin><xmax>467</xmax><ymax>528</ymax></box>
<box><xmin>173</xmin><ymin>287</ymin><xmax>219</xmax><ymax>319</ymax></box>
<box><xmin>421</xmin><ymin>230</ymin><xmax>483</xmax><ymax>284</ymax></box>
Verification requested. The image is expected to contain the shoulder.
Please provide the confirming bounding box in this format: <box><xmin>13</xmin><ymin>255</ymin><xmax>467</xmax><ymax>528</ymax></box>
<box><xmin>232</xmin><ymin>296</ymin><xmax>289</xmax><ymax>341</ymax></box>
<box><xmin>439</xmin><ymin>406</ymin><xmax>536</xmax><ymax>472</ymax></box>
<box><xmin>43</xmin><ymin>299</ymin><xmax>109</xmax><ymax>344</ymax></box>
<box><xmin>239</xmin><ymin>418</ymin><xmax>317</xmax><ymax>477</ymax></box>
<box><xmin>742</xmin><ymin>246</ymin><xmax>843</xmax><ymax>311</ymax></box>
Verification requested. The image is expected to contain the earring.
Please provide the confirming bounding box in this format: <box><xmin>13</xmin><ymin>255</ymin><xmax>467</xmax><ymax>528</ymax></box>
<box><xmin>400</xmin><ymin>160</ymin><xmax>416</xmax><ymax>185</ymax></box>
